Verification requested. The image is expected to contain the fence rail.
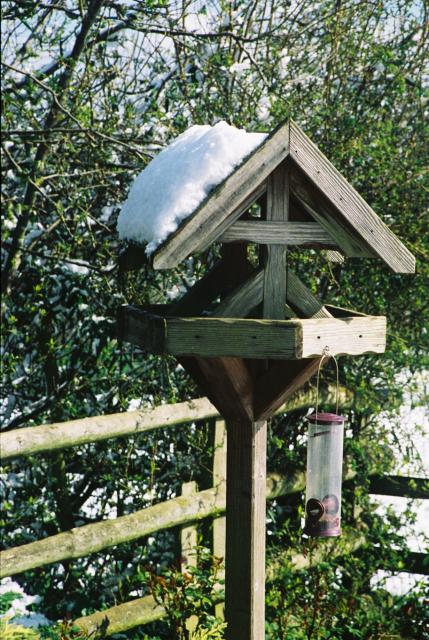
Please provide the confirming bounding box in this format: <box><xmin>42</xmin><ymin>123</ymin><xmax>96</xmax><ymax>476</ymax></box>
<box><xmin>1</xmin><ymin>391</ymin><xmax>427</xmax><ymax>635</ymax></box>
<box><xmin>0</xmin><ymin>387</ymin><xmax>351</xmax><ymax>461</ymax></box>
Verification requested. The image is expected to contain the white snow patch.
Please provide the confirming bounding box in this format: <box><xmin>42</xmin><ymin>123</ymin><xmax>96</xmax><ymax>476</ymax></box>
<box><xmin>371</xmin><ymin>571</ymin><xmax>427</xmax><ymax>597</ymax></box>
<box><xmin>8</xmin><ymin>613</ymin><xmax>51</xmax><ymax>628</ymax></box>
<box><xmin>100</xmin><ymin>205</ymin><xmax>116</xmax><ymax>223</ymax></box>
<box><xmin>127</xmin><ymin>398</ymin><xmax>142</xmax><ymax>411</ymax></box>
<box><xmin>0</xmin><ymin>578</ymin><xmax>50</xmax><ymax>627</ymax></box>
<box><xmin>65</xmin><ymin>262</ymin><xmax>90</xmax><ymax>276</ymax></box>
<box><xmin>229</xmin><ymin>60</ymin><xmax>251</xmax><ymax>75</ymax></box>
<box><xmin>117</xmin><ymin>121</ymin><xmax>267</xmax><ymax>254</ymax></box>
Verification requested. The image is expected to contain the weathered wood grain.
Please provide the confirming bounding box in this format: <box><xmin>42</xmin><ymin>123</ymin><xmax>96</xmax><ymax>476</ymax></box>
<box><xmin>120</xmin><ymin>307</ymin><xmax>386</xmax><ymax>360</ymax></box>
<box><xmin>254</xmin><ymin>358</ymin><xmax>321</xmax><ymax>421</ymax></box>
<box><xmin>289</xmin><ymin>163</ymin><xmax>371</xmax><ymax>258</ymax></box>
<box><xmin>152</xmin><ymin>121</ymin><xmax>290</xmax><ymax>269</ymax></box>
<box><xmin>166</xmin><ymin>316</ymin><xmax>299</xmax><ymax>359</ymax></box>
<box><xmin>212</xmin><ymin>267</ymin><xmax>331</xmax><ymax>320</ymax></box>
<box><xmin>212</xmin><ymin>419</ymin><xmax>227</xmax><ymax>620</ymax></box>
<box><xmin>263</xmin><ymin>161</ymin><xmax>289</xmax><ymax>319</ymax></box>
<box><xmin>220</xmin><ymin>220</ymin><xmax>338</xmax><ymax>247</ymax></box>
<box><xmin>75</xmin><ymin>594</ymin><xmax>166</xmax><ymax>635</ymax></box>
<box><xmin>286</xmin><ymin>271</ymin><xmax>333</xmax><ymax>319</ymax></box>
<box><xmin>194</xmin><ymin>357</ymin><xmax>254</xmax><ymax>421</ymax></box>
<box><xmin>255</xmin><ymin>267</ymin><xmax>333</xmax><ymax>419</ymax></box>
<box><xmin>211</xmin><ymin>268</ymin><xmax>264</xmax><ymax>318</ymax></box>
<box><xmin>324</xmin><ymin>249</ymin><xmax>345</xmax><ymax>263</ymax></box>
<box><xmin>290</xmin><ymin>121</ymin><xmax>415</xmax><ymax>273</ymax></box>
<box><xmin>0</xmin><ymin>397</ymin><xmax>219</xmax><ymax>461</ymax></box>
<box><xmin>299</xmin><ymin>315</ymin><xmax>386</xmax><ymax>358</ymax></box>
<box><xmin>225</xmin><ymin>419</ymin><xmax>267</xmax><ymax>640</ymax></box>
<box><xmin>181</xmin><ymin>481</ymin><xmax>198</xmax><ymax>570</ymax></box>
<box><xmin>197</xmin><ymin>181</ymin><xmax>267</xmax><ymax>253</ymax></box>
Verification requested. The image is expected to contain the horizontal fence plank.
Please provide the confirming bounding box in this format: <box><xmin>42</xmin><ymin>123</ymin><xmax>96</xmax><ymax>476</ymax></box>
<box><xmin>2</xmin><ymin>465</ymin><xmax>424</xmax><ymax>579</ymax></box>
<box><xmin>1</xmin><ymin>387</ymin><xmax>351</xmax><ymax>461</ymax></box>
<box><xmin>75</xmin><ymin>532</ymin><xmax>365</xmax><ymax>635</ymax></box>
<box><xmin>0</xmin><ymin>398</ymin><xmax>218</xmax><ymax>461</ymax></box>
<box><xmin>369</xmin><ymin>475</ymin><xmax>429</xmax><ymax>500</ymax></box>
<box><xmin>0</xmin><ymin>463</ymin><xmax>357</xmax><ymax>578</ymax></box>
<box><xmin>75</xmin><ymin>544</ymin><xmax>427</xmax><ymax>636</ymax></box>
<box><xmin>75</xmin><ymin>594</ymin><xmax>165</xmax><ymax>634</ymax></box>
<box><xmin>1</xmin><ymin>469</ymin><xmax>309</xmax><ymax>578</ymax></box>
<box><xmin>0</xmin><ymin>485</ymin><xmax>224</xmax><ymax>579</ymax></box>
<box><xmin>400</xmin><ymin>551</ymin><xmax>428</xmax><ymax>575</ymax></box>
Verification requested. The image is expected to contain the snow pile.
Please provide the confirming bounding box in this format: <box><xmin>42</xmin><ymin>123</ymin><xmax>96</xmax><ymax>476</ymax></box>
<box><xmin>117</xmin><ymin>121</ymin><xmax>267</xmax><ymax>254</ymax></box>
<box><xmin>0</xmin><ymin>577</ymin><xmax>50</xmax><ymax>627</ymax></box>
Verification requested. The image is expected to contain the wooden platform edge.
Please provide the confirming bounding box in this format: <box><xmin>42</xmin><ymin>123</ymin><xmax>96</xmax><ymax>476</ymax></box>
<box><xmin>119</xmin><ymin>306</ymin><xmax>387</xmax><ymax>360</ymax></box>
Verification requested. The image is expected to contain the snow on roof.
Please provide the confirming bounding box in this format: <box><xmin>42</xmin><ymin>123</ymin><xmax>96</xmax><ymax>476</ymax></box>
<box><xmin>117</xmin><ymin>121</ymin><xmax>267</xmax><ymax>254</ymax></box>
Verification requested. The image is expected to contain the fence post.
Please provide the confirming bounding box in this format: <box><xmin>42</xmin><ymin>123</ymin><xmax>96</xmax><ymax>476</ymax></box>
<box><xmin>181</xmin><ymin>481</ymin><xmax>198</xmax><ymax>571</ymax></box>
<box><xmin>212</xmin><ymin>418</ymin><xmax>227</xmax><ymax>619</ymax></box>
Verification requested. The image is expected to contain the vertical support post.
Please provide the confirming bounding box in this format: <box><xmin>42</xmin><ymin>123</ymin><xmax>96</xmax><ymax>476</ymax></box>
<box><xmin>263</xmin><ymin>161</ymin><xmax>289</xmax><ymax>319</ymax></box>
<box><xmin>225</xmin><ymin>419</ymin><xmax>267</xmax><ymax>640</ymax></box>
<box><xmin>181</xmin><ymin>481</ymin><xmax>198</xmax><ymax>571</ymax></box>
<box><xmin>212</xmin><ymin>419</ymin><xmax>227</xmax><ymax>620</ymax></box>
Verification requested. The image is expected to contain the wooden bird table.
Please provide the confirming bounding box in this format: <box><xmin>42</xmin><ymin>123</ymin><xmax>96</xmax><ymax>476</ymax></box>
<box><xmin>118</xmin><ymin>120</ymin><xmax>414</xmax><ymax>639</ymax></box>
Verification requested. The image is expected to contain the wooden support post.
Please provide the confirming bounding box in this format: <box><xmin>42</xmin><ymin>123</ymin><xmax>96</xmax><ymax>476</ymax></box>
<box><xmin>212</xmin><ymin>419</ymin><xmax>227</xmax><ymax>620</ymax></box>
<box><xmin>263</xmin><ymin>161</ymin><xmax>289</xmax><ymax>319</ymax></box>
<box><xmin>181</xmin><ymin>481</ymin><xmax>198</xmax><ymax>571</ymax></box>
<box><xmin>225</xmin><ymin>419</ymin><xmax>267</xmax><ymax>640</ymax></box>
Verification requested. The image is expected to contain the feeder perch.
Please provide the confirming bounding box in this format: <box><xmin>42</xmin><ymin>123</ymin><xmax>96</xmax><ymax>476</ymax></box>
<box><xmin>117</xmin><ymin>119</ymin><xmax>415</xmax><ymax>640</ymax></box>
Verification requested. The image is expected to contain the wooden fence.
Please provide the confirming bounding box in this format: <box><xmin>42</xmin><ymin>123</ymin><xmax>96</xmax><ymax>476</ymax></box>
<box><xmin>1</xmin><ymin>390</ymin><xmax>427</xmax><ymax>635</ymax></box>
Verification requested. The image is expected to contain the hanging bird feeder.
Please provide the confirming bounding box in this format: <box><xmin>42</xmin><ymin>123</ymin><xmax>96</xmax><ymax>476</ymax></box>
<box><xmin>304</xmin><ymin>411</ymin><xmax>345</xmax><ymax>537</ymax></box>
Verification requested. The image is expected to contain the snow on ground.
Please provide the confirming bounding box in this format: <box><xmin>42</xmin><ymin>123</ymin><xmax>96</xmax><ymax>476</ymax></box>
<box><xmin>117</xmin><ymin>121</ymin><xmax>267</xmax><ymax>254</ymax></box>
<box><xmin>0</xmin><ymin>578</ymin><xmax>50</xmax><ymax>627</ymax></box>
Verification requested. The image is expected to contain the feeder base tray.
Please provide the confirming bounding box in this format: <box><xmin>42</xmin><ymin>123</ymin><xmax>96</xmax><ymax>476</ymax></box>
<box><xmin>119</xmin><ymin>305</ymin><xmax>386</xmax><ymax>360</ymax></box>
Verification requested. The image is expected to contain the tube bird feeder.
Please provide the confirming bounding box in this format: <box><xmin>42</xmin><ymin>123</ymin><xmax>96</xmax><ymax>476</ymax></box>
<box><xmin>304</xmin><ymin>412</ymin><xmax>345</xmax><ymax>537</ymax></box>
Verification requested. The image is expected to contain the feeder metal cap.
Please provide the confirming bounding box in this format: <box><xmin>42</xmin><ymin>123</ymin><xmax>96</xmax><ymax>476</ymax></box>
<box><xmin>307</xmin><ymin>412</ymin><xmax>346</xmax><ymax>424</ymax></box>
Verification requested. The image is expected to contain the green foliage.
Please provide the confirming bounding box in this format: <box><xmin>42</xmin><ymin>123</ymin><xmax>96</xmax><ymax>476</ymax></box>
<box><xmin>0</xmin><ymin>619</ymin><xmax>105</xmax><ymax>640</ymax></box>
<box><xmin>0</xmin><ymin>618</ymin><xmax>41</xmax><ymax>640</ymax></box>
<box><xmin>0</xmin><ymin>591</ymin><xmax>24</xmax><ymax>615</ymax></box>
<box><xmin>39</xmin><ymin>620</ymin><xmax>105</xmax><ymax>640</ymax></box>
<box><xmin>143</xmin><ymin>547</ymin><xmax>226</xmax><ymax>640</ymax></box>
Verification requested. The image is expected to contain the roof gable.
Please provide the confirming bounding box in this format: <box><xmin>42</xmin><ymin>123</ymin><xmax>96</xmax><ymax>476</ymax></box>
<box><xmin>288</xmin><ymin>122</ymin><xmax>415</xmax><ymax>272</ymax></box>
<box><xmin>151</xmin><ymin>120</ymin><xmax>415</xmax><ymax>273</ymax></box>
